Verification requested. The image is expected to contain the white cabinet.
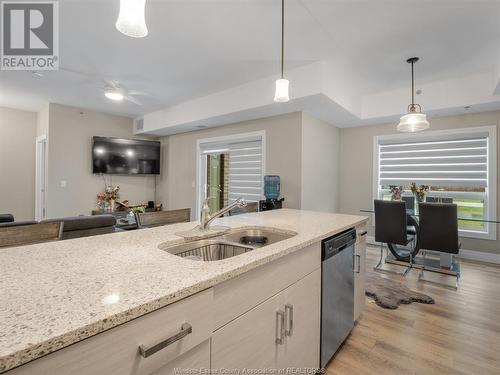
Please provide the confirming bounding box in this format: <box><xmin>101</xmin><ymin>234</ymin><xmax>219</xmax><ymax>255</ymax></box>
<box><xmin>212</xmin><ymin>269</ymin><xmax>321</xmax><ymax>370</ymax></box>
<box><xmin>150</xmin><ymin>340</ymin><xmax>210</xmax><ymax>375</ymax></box>
<box><xmin>354</xmin><ymin>225</ymin><xmax>367</xmax><ymax>322</ymax></box>
<box><xmin>9</xmin><ymin>289</ymin><xmax>214</xmax><ymax>375</ymax></box>
<box><xmin>280</xmin><ymin>269</ymin><xmax>321</xmax><ymax>368</ymax></box>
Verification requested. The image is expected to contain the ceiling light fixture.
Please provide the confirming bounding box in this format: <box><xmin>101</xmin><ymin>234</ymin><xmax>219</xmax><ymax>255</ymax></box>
<box><xmin>104</xmin><ymin>88</ymin><xmax>124</xmax><ymax>101</ymax></box>
<box><xmin>115</xmin><ymin>0</ymin><xmax>148</xmax><ymax>38</ymax></box>
<box><xmin>274</xmin><ymin>0</ymin><xmax>289</xmax><ymax>103</ymax></box>
<box><xmin>397</xmin><ymin>57</ymin><xmax>430</xmax><ymax>133</ymax></box>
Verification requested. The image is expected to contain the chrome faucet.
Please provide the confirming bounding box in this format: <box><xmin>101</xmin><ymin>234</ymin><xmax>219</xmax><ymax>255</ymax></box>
<box><xmin>200</xmin><ymin>197</ymin><xmax>247</xmax><ymax>230</ymax></box>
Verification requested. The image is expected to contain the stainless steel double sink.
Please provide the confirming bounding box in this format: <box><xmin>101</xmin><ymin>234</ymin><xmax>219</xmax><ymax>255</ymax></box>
<box><xmin>158</xmin><ymin>227</ymin><xmax>296</xmax><ymax>262</ymax></box>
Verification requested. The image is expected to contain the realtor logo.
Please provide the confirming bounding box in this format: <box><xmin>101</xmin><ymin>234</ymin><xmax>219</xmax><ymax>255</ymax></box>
<box><xmin>1</xmin><ymin>0</ymin><xmax>59</xmax><ymax>70</ymax></box>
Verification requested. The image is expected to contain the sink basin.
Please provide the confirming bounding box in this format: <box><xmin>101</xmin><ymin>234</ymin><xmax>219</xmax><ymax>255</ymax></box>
<box><xmin>159</xmin><ymin>239</ymin><xmax>254</xmax><ymax>261</ymax></box>
<box><xmin>222</xmin><ymin>227</ymin><xmax>296</xmax><ymax>248</ymax></box>
<box><xmin>159</xmin><ymin>227</ymin><xmax>296</xmax><ymax>261</ymax></box>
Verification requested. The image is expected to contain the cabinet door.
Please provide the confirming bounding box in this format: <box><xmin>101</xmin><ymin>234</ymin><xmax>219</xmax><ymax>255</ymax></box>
<box><xmin>211</xmin><ymin>292</ymin><xmax>283</xmax><ymax>369</ymax></box>
<box><xmin>151</xmin><ymin>340</ymin><xmax>210</xmax><ymax>375</ymax></box>
<box><xmin>354</xmin><ymin>238</ymin><xmax>366</xmax><ymax>322</ymax></box>
<box><xmin>279</xmin><ymin>268</ymin><xmax>321</xmax><ymax>369</ymax></box>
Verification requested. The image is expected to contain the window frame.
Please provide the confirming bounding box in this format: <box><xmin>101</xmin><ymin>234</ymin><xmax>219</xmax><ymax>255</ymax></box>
<box><xmin>373</xmin><ymin>126</ymin><xmax>497</xmax><ymax>241</ymax></box>
<box><xmin>196</xmin><ymin>131</ymin><xmax>266</xmax><ymax>220</ymax></box>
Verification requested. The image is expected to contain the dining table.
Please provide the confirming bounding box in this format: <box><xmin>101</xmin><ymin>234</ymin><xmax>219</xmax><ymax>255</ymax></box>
<box><xmin>359</xmin><ymin>208</ymin><xmax>499</xmax><ymax>270</ymax></box>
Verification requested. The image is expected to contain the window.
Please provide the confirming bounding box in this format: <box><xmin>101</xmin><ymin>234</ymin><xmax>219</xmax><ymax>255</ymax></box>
<box><xmin>373</xmin><ymin>126</ymin><xmax>497</xmax><ymax>240</ymax></box>
<box><xmin>197</xmin><ymin>132</ymin><xmax>265</xmax><ymax>217</ymax></box>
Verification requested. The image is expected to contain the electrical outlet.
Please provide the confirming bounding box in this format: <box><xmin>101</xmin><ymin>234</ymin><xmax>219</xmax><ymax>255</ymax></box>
<box><xmin>60</xmin><ymin>180</ymin><xmax>67</xmax><ymax>188</ymax></box>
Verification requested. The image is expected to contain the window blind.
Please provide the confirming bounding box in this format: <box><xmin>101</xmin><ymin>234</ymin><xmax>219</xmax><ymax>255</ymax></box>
<box><xmin>379</xmin><ymin>137</ymin><xmax>488</xmax><ymax>187</ymax></box>
<box><xmin>228</xmin><ymin>140</ymin><xmax>263</xmax><ymax>202</ymax></box>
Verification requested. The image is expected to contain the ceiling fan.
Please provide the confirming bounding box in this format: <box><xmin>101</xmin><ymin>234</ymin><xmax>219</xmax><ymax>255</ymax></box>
<box><xmin>52</xmin><ymin>67</ymin><xmax>150</xmax><ymax>106</ymax></box>
<box><xmin>102</xmin><ymin>79</ymin><xmax>145</xmax><ymax>105</ymax></box>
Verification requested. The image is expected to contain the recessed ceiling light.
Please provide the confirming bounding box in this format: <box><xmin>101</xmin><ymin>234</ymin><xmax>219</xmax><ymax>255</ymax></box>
<box><xmin>464</xmin><ymin>105</ymin><xmax>472</xmax><ymax>110</ymax></box>
<box><xmin>31</xmin><ymin>71</ymin><xmax>44</xmax><ymax>78</ymax></box>
<box><xmin>104</xmin><ymin>89</ymin><xmax>124</xmax><ymax>101</ymax></box>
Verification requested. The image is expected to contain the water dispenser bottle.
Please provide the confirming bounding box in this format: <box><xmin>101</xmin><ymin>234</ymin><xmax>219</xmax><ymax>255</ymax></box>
<box><xmin>264</xmin><ymin>175</ymin><xmax>280</xmax><ymax>199</ymax></box>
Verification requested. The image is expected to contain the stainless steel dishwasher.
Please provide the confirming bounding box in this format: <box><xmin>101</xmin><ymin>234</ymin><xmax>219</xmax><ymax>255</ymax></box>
<box><xmin>320</xmin><ymin>228</ymin><xmax>356</xmax><ymax>368</ymax></box>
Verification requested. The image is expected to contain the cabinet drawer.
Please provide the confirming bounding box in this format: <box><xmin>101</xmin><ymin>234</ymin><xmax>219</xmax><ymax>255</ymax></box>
<box><xmin>9</xmin><ymin>289</ymin><xmax>214</xmax><ymax>375</ymax></box>
<box><xmin>150</xmin><ymin>340</ymin><xmax>210</xmax><ymax>375</ymax></box>
<box><xmin>356</xmin><ymin>224</ymin><xmax>367</xmax><ymax>244</ymax></box>
<box><xmin>213</xmin><ymin>243</ymin><xmax>320</xmax><ymax>329</ymax></box>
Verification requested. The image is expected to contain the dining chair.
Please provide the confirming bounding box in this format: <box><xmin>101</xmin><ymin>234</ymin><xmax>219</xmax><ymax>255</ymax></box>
<box><xmin>418</xmin><ymin>202</ymin><xmax>461</xmax><ymax>288</ymax></box>
<box><xmin>0</xmin><ymin>222</ymin><xmax>64</xmax><ymax>248</ymax></box>
<box><xmin>42</xmin><ymin>215</ymin><xmax>117</xmax><ymax>239</ymax></box>
<box><xmin>136</xmin><ymin>208</ymin><xmax>191</xmax><ymax>228</ymax></box>
<box><xmin>228</xmin><ymin>202</ymin><xmax>259</xmax><ymax>216</ymax></box>
<box><xmin>374</xmin><ymin>200</ymin><xmax>414</xmax><ymax>276</ymax></box>
<box><xmin>401</xmin><ymin>196</ymin><xmax>415</xmax><ymax>214</ymax></box>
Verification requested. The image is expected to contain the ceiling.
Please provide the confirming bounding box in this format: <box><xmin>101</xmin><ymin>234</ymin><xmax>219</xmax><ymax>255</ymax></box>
<box><xmin>1</xmin><ymin>0</ymin><xmax>499</xmax><ymax>121</ymax></box>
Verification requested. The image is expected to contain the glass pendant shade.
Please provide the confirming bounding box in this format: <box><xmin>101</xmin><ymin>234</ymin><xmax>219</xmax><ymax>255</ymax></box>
<box><xmin>397</xmin><ymin>112</ymin><xmax>430</xmax><ymax>132</ymax></box>
<box><xmin>116</xmin><ymin>0</ymin><xmax>148</xmax><ymax>38</ymax></box>
<box><xmin>274</xmin><ymin>79</ymin><xmax>290</xmax><ymax>102</ymax></box>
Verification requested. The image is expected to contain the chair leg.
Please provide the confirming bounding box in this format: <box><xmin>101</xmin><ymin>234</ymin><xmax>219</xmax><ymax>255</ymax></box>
<box><xmin>418</xmin><ymin>250</ymin><xmax>426</xmax><ymax>281</ymax></box>
<box><xmin>455</xmin><ymin>255</ymin><xmax>461</xmax><ymax>289</ymax></box>
<box><xmin>373</xmin><ymin>243</ymin><xmax>412</xmax><ymax>277</ymax></box>
<box><xmin>418</xmin><ymin>252</ymin><xmax>460</xmax><ymax>290</ymax></box>
<box><xmin>402</xmin><ymin>252</ymin><xmax>413</xmax><ymax>278</ymax></box>
<box><xmin>373</xmin><ymin>243</ymin><xmax>385</xmax><ymax>271</ymax></box>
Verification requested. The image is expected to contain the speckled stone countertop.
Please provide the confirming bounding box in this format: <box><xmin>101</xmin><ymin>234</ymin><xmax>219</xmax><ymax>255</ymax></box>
<box><xmin>0</xmin><ymin>209</ymin><xmax>367</xmax><ymax>373</ymax></box>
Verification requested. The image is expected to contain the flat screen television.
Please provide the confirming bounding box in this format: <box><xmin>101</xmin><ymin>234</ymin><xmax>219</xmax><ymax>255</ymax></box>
<box><xmin>92</xmin><ymin>136</ymin><xmax>160</xmax><ymax>175</ymax></box>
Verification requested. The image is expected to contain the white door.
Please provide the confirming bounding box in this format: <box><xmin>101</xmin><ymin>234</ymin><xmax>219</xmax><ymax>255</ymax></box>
<box><xmin>35</xmin><ymin>136</ymin><xmax>47</xmax><ymax>221</ymax></box>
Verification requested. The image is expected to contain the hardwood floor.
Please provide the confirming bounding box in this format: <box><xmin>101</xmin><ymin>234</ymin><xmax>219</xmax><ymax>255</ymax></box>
<box><xmin>326</xmin><ymin>246</ymin><xmax>500</xmax><ymax>375</ymax></box>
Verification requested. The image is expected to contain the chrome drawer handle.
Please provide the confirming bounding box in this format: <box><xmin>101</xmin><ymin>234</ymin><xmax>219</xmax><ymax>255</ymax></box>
<box><xmin>357</xmin><ymin>231</ymin><xmax>367</xmax><ymax>237</ymax></box>
<box><xmin>276</xmin><ymin>310</ymin><xmax>285</xmax><ymax>345</ymax></box>
<box><xmin>139</xmin><ymin>323</ymin><xmax>192</xmax><ymax>358</ymax></box>
<box><xmin>285</xmin><ymin>304</ymin><xmax>293</xmax><ymax>337</ymax></box>
<box><xmin>355</xmin><ymin>254</ymin><xmax>361</xmax><ymax>273</ymax></box>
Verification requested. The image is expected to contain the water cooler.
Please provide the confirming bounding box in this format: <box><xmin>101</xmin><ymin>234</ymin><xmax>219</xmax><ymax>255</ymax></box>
<box><xmin>259</xmin><ymin>175</ymin><xmax>285</xmax><ymax>211</ymax></box>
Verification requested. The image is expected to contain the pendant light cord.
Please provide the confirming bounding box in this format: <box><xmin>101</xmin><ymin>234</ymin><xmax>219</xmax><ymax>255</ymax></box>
<box><xmin>411</xmin><ymin>59</ymin><xmax>415</xmax><ymax>106</ymax></box>
<box><xmin>281</xmin><ymin>0</ymin><xmax>285</xmax><ymax>79</ymax></box>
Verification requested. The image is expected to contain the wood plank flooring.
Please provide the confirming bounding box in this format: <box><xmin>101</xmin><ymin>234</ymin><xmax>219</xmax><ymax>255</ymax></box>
<box><xmin>326</xmin><ymin>246</ymin><xmax>500</xmax><ymax>375</ymax></box>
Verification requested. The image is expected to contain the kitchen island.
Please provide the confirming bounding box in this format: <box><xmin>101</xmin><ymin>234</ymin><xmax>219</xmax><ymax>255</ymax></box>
<box><xmin>0</xmin><ymin>209</ymin><xmax>368</xmax><ymax>374</ymax></box>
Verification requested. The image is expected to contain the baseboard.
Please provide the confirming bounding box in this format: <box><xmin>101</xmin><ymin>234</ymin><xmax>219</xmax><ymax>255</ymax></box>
<box><xmin>366</xmin><ymin>236</ymin><xmax>500</xmax><ymax>265</ymax></box>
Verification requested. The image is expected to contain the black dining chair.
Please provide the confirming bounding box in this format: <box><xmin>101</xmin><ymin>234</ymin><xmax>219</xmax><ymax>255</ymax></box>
<box><xmin>418</xmin><ymin>202</ymin><xmax>461</xmax><ymax>288</ymax></box>
<box><xmin>401</xmin><ymin>196</ymin><xmax>415</xmax><ymax>214</ymax></box>
<box><xmin>374</xmin><ymin>200</ymin><xmax>415</xmax><ymax>276</ymax></box>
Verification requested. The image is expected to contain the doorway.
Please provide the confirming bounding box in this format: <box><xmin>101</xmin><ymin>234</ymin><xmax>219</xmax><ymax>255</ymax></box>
<box><xmin>206</xmin><ymin>154</ymin><xmax>228</xmax><ymax>213</ymax></box>
<box><xmin>35</xmin><ymin>135</ymin><xmax>48</xmax><ymax>220</ymax></box>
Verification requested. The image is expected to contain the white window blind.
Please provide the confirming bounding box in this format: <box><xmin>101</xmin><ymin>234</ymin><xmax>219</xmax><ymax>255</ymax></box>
<box><xmin>228</xmin><ymin>140</ymin><xmax>263</xmax><ymax>202</ymax></box>
<box><xmin>379</xmin><ymin>136</ymin><xmax>488</xmax><ymax>187</ymax></box>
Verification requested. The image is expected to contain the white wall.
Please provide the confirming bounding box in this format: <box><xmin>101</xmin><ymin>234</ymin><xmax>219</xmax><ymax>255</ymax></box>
<box><xmin>301</xmin><ymin>112</ymin><xmax>340</xmax><ymax>212</ymax></box>
<box><xmin>155</xmin><ymin>112</ymin><xmax>303</xmax><ymax>219</ymax></box>
<box><xmin>339</xmin><ymin>110</ymin><xmax>500</xmax><ymax>255</ymax></box>
<box><xmin>46</xmin><ymin>104</ymin><xmax>156</xmax><ymax>218</ymax></box>
<box><xmin>0</xmin><ymin>107</ymin><xmax>37</xmax><ymax>220</ymax></box>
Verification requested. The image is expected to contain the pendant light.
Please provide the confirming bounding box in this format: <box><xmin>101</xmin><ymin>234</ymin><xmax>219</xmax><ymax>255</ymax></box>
<box><xmin>116</xmin><ymin>0</ymin><xmax>148</xmax><ymax>38</ymax></box>
<box><xmin>274</xmin><ymin>0</ymin><xmax>290</xmax><ymax>102</ymax></box>
<box><xmin>397</xmin><ymin>57</ymin><xmax>430</xmax><ymax>132</ymax></box>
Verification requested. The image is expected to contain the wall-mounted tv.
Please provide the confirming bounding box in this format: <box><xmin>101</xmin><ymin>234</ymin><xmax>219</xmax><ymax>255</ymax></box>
<box><xmin>92</xmin><ymin>136</ymin><xmax>160</xmax><ymax>175</ymax></box>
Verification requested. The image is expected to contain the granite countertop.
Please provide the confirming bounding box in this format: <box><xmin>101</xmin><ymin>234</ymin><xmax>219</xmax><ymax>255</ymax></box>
<box><xmin>0</xmin><ymin>209</ymin><xmax>368</xmax><ymax>373</ymax></box>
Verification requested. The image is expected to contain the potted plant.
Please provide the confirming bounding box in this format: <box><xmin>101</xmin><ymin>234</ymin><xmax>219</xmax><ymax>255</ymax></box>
<box><xmin>389</xmin><ymin>186</ymin><xmax>404</xmax><ymax>201</ymax></box>
<box><xmin>409</xmin><ymin>182</ymin><xmax>429</xmax><ymax>203</ymax></box>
